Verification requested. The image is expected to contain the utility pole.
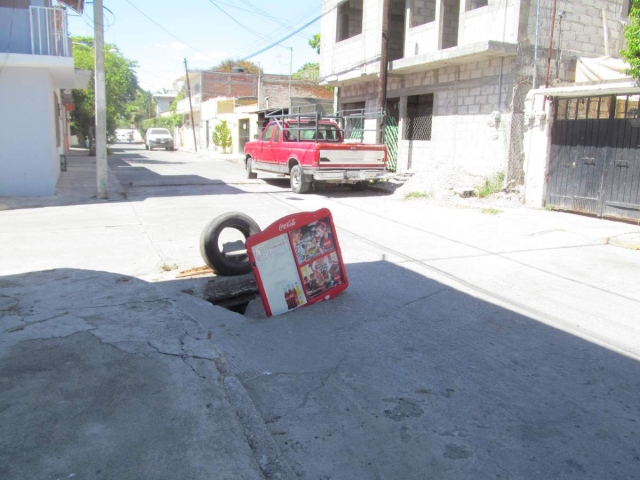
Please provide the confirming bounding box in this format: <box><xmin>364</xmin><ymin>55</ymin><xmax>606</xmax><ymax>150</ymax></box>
<box><xmin>289</xmin><ymin>47</ymin><xmax>293</xmax><ymax>110</ymax></box>
<box><xmin>94</xmin><ymin>0</ymin><xmax>108</xmax><ymax>199</ymax></box>
<box><xmin>377</xmin><ymin>0</ymin><xmax>390</xmax><ymax>144</ymax></box>
<box><xmin>544</xmin><ymin>0</ymin><xmax>558</xmax><ymax>89</ymax></box>
<box><xmin>184</xmin><ymin>58</ymin><xmax>198</xmax><ymax>152</ymax></box>
<box><xmin>532</xmin><ymin>0</ymin><xmax>541</xmax><ymax>91</ymax></box>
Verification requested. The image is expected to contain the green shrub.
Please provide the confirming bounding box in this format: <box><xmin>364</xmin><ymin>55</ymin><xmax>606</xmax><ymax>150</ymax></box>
<box><xmin>481</xmin><ymin>208</ymin><xmax>503</xmax><ymax>215</ymax></box>
<box><xmin>212</xmin><ymin>121</ymin><xmax>233</xmax><ymax>154</ymax></box>
<box><xmin>404</xmin><ymin>191</ymin><xmax>434</xmax><ymax>200</ymax></box>
<box><xmin>476</xmin><ymin>172</ymin><xmax>505</xmax><ymax>198</ymax></box>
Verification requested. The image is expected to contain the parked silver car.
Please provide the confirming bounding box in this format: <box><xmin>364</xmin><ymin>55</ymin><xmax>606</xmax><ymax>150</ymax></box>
<box><xmin>145</xmin><ymin>128</ymin><xmax>175</xmax><ymax>151</ymax></box>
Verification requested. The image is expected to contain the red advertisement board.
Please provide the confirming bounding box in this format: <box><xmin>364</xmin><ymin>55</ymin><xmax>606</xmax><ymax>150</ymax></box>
<box><xmin>246</xmin><ymin>208</ymin><xmax>349</xmax><ymax>317</ymax></box>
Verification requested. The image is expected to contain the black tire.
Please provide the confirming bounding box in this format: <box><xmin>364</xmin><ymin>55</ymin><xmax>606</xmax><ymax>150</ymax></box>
<box><xmin>290</xmin><ymin>164</ymin><xmax>310</xmax><ymax>194</ymax></box>
<box><xmin>350</xmin><ymin>182</ymin><xmax>367</xmax><ymax>191</ymax></box>
<box><xmin>200</xmin><ymin>212</ymin><xmax>261</xmax><ymax>276</ymax></box>
<box><xmin>246</xmin><ymin>157</ymin><xmax>258</xmax><ymax>179</ymax></box>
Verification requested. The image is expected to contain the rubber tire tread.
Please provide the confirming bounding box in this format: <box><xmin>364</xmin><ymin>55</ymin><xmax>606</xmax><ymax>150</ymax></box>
<box><xmin>246</xmin><ymin>158</ymin><xmax>258</xmax><ymax>179</ymax></box>
<box><xmin>200</xmin><ymin>212</ymin><xmax>261</xmax><ymax>276</ymax></box>
<box><xmin>290</xmin><ymin>165</ymin><xmax>310</xmax><ymax>194</ymax></box>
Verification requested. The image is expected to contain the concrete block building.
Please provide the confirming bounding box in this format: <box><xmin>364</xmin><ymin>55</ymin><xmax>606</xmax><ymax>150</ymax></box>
<box><xmin>320</xmin><ymin>0</ymin><xmax>631</xmax><ymax>183</ymax></box>
<box><xmin>174</xmin><ymin>71</ymin><xmax>334</xmax><ymax>154</ymax></box>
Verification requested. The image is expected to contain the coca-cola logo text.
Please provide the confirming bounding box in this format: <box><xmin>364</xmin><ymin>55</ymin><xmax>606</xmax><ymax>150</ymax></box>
<box><xmin>279</xmin><ymin>219</ymin><xmax>296</xmax><ymax>231</ymax></box>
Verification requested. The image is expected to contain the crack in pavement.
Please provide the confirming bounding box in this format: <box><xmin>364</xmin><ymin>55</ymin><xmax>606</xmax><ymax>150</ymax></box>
<box><xmin>283</xmin><ymin>356</ymin><xmax>348</xmax><ymax>417</ymax></box>
<box><xmin>62</xmin><ymin>298</ymin><xmax>172</xmax><ymax>311</ymax></box>
<box><xmin>402</xmin><ymin>288</ymin><xmax>451</xmax><ymax>308</ymax></box>
<box><xmin>183</xmin><ymin>357</ymin><xmax>208</xmax><ymax>380</ymax></box>
<box><xmin>5</xmin><ymin>311</ymin><xmax>70</xmax><ymax>333</ymax></box>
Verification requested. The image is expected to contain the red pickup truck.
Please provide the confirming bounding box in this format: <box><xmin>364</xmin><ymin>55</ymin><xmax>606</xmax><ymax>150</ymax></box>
<box><xmin>243</xmin><ymin>116</ymin><xmax>389</xmax><ymax>193</ymax></box>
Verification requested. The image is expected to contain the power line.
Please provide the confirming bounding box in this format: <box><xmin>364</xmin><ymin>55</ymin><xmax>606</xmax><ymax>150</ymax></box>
<box><xmin>231</xmin><ymin>5</ymin><xmax>320</xmax><ymax>59</ymax></box>
<box><xmin>237</xmin><ymin>0</ymin><xmax>313</xmax><ymax>40</ymax></box>
<box><xmin>123</xmin><ymin>0</ymin><xmax>210</xmax><ymax>58</ymax></box>
<box><xmin>207</xmin><ymin>0</ymin><xmax>280</xmax><ymax>45</ymax></box>
<box><xmin>239</xmin><ymin>8</ymin><xmax>329</xmax><ymax>62</ymax></box>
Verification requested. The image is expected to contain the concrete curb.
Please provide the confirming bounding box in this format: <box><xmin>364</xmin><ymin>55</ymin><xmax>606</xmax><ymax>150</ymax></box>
<box><xmin>155</xmin><ymin>284</ymin><xmax>297</xmax><ymax>480</ymax></box>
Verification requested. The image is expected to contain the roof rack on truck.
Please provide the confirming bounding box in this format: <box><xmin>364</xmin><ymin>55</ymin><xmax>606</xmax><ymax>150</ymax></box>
<box><xmin>264</xmin><ymin>108</ymin><xmax>385</xmax><ymax>144</ymax></box>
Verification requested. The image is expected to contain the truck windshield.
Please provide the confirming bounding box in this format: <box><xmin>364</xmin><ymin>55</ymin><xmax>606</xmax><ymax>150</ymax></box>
<box><xmin>285</xmin><ymin>124</ymin><xmax>340</xmax><ymax>142</ymax></box>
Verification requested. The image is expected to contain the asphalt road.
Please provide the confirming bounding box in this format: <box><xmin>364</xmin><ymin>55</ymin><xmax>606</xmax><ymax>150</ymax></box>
<box><xmin>105</xmin><ymin>145</ymin><xmax>640</xmax><ymax>479</ymax></box>
<box><xmin>2</xmin><ymin>144</ymin><xmax>638</xmax><ymax>479</ymax></box>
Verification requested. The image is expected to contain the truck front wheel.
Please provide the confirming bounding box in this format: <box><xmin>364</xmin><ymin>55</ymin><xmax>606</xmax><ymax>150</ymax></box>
<box><xmin>246</xmin><ymin>157</ymin><xmax>258</xmax><ymax>179</ymax></box>
<box><xmin>290</xmin><ymin>165</ymin><xmax>311</xmax><ymax>194</ymax></box>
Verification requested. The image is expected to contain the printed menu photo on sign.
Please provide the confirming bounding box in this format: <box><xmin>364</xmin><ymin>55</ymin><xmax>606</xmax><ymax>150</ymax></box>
<box><xmin>288</xmin><ymin>216</ymin><xmax>335</xmax><ymax>265</ymax></box>
<box><xmin>299</xmin><ymin>252</ymin><xmax>344</xmax><ymax>299</ymax></box>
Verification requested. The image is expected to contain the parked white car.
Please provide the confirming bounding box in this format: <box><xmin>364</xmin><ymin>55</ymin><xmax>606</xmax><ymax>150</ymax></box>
<box><xmin>145</xmin><ymin>128</ymin><xmax>175</xmax><ymax>151</ymax></box>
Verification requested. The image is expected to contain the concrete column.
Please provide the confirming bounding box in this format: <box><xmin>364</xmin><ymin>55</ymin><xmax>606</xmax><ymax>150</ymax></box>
<box><xmin>398</xmin><ymin>95</ymin><xmax>408</xmax><ymax>171</ymax></box>
<box><xmin>404</xmin><ymin>0</ymin><xmax>412</xmax><ymax>57</ymax></box>
<box><xmin>458</xmin><ymin>0</ymin><xmax>468</xmax><ymax>46</ymax></box>
<box><xmin>435</xmin><ymin>0</ymin><xmax>444</xmax><ymax>50</ymax></box>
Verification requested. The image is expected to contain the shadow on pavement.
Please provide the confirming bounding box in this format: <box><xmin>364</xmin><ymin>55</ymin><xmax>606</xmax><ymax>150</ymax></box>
<box><xmin>262</xmin><ymin>178</ymin><xmax>394</xmax><ymax>198</ymax></box>
<box><xmin>162</xmin><ymin>260</ymin><xmax>640</xmax><ymax>479</ymax></box>
<box><xmin>0</xmin><ymin>268</ymin><xmax>264</xmax><ymax>480</ymax></box>
<box><xmin>2</xmin><ymin>262</ymin><xmax>638</xmax><ymax>479</ymax></box>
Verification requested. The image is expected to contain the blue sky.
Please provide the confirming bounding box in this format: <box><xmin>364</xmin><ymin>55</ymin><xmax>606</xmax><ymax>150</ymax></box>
<box><xmin>67</xmin><ymin>0</ymin><xmax>323</xmax><ymax>93</ymax></box>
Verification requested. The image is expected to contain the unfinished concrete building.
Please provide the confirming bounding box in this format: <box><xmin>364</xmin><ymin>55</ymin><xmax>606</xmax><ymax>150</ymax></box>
<box><xmin>320</xmin><ymin>0</ymin><xmax>631</xmax><ymax>183</ymax></box>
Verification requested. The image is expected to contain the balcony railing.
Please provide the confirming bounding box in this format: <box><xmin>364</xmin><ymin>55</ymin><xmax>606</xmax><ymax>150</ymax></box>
<box><xmin>29</xmin><ymin>6</ymin><xmax>70</xmax><ymax>57</ymax></box>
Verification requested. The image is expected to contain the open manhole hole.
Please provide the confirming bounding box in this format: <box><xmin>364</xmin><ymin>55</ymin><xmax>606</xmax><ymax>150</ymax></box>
<box><xmin>183</xmin><ymin>273</ymin><xmax>259</xmax><ymax>315</ymax></box>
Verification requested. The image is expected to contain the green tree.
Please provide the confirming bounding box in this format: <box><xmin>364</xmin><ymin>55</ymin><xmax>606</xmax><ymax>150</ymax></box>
<box><xmin>623</xmin><ymin>2</ymin><xmax>640</xmax><ymax>80</ymax></box>
<box><xmin>212</xmin><ymin>121</ymin><xmax>232</xmax><ymax>153</ymax></box>
<box><xmin>70</xmin><ymin>36</ymin><xmax>138</xmax><ymax>152</ymax></box>
<box><xmin>210</xmin><ymin>59</ymin><xmax>263</xmax><ymax>74</ymax></box>
<box><xmin>169</xmin><ymin>88</ymin><xmax>185</xmax><ymax>113</ymax></box>
<box><xmin>122</xmin><ymin>89</ymin><xmax>157</xmax><ymax>132</ymax></box>
<box><xmin>141</xmin><ymin>114</ymin><xmax>183</xmax><ymax>133</ymax></box>
<box><xmin>293</xmin><ymin>62</ymin><xmax>319</xmax><ymax>82</ymax></box>
<box><xmin>309</xmin><ymin>33</ymin><xmax>321</xmax><ymax>54</ymax></box>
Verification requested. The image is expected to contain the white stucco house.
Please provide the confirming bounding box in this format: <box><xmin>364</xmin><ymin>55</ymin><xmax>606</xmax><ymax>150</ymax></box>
<box><xmin>0</xmin><ymin>0</ymin><xmax>90</xmax><ymax>196</ymax></box>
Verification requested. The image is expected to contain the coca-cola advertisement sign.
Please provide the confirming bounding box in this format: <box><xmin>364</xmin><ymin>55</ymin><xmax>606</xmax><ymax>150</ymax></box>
<box><xmin>279</xmin><ymin>219</ymin><xmax>296</xmax><ymax>231</ymax></box>
<box><xmin>246</xmin><ymin>209</ymin><xmax>348</xmax><ymax>317</ymax></box>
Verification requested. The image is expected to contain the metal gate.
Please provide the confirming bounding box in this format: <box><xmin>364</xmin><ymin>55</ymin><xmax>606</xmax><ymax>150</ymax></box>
<box><xmin>548</xmin><ymin>94</ymin><xmax>640</xmax><ymax>221</ymax></box>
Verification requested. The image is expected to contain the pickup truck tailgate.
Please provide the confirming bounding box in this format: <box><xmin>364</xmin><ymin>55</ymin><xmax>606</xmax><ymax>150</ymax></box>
<box><xmin>319</xmin><ymin>146</ymin><xmax>386</xmax><ymax>168</ymax></box>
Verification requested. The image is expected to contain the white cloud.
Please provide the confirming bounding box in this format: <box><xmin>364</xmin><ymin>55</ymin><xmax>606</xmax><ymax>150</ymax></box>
<box><xmin>169</xmin><ymin>42</ymin><xmax>187</xmax><ymax>52</ymax></box>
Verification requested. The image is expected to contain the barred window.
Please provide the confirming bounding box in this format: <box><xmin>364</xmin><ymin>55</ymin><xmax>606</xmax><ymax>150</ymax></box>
<box><xmin>404</xmin><ymin>94</ymin><xmax>433</xmax><ymax>141</ymax></box>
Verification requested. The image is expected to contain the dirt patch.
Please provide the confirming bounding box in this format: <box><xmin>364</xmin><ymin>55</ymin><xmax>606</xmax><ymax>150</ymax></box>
<box><xmin>379</xmin><ymin>165</ymin><xmax>525</xmax><ymax>210</ymax></box>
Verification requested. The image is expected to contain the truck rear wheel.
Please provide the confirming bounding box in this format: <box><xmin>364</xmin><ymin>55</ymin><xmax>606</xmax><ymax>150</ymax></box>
<box><xmin>290</xmin><ymin>165</ymin><xmax>311</xmax><ymax>194</ymax></box>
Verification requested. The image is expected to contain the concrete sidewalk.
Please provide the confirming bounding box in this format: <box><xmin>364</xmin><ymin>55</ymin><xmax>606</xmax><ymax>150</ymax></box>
<box><xmin>0</xmin><ymin>151</ymin><xmax>126</xmax><ymax>211</ymax></box>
